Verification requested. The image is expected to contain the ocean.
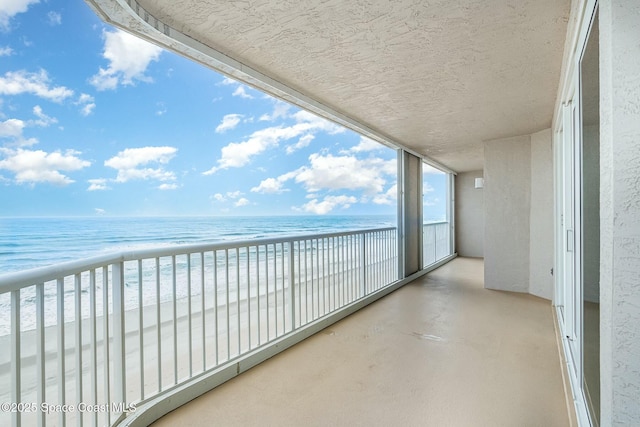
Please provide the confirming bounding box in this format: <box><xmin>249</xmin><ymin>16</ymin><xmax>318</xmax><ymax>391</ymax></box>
<box><xmin>0</xmin><ymin>215</ymin><xmax>396</xmax><ymax>275</ymax></box>
<box><xmin>0</xmin><ymin>215</ymin><xmax>398</xmax><ymax>335</ymax></box>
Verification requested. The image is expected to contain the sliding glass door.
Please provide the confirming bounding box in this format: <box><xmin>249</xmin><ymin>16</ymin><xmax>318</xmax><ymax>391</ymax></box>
<box><xmin>555</xmin><ymin>4</ymin><xmax>600</xmax><ymax>425</ymax></box>
<box><xmin>422</xmin><ymin>163</ymin><xmax>453</xmax><ymax>268</ymax></box>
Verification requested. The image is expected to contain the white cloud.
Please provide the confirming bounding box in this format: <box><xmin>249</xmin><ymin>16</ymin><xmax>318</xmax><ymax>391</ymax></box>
<box><xmin>372</xmin><ymin>183</ymin><xmax>397</xmax><ymax>205</ymax></box>
<box><xmin>254</xmin><ymin>152</ymin><xmax>396</xmax><ymax>208</ymax></box>
<box><xmin>0</xmin><ymin>0</ymin><xmax>39</xmax><ymax>30</ymax></box>
<box><xmin>423</xmin><ymin>182</ymin><xmax>434</xmax><ymax>194</ymax></box>
<box><xmin>155</xmin><ymin>102</ymin><xmax>166</xmax><ymax>116</ymax></box>
<box><xmin>76</xmin><ymin>93</ymin><xmax>95</xmax><ymax>116</ymax></box>
<box><xmin>250</xmin><ymin>169</ymin><xmax>297</xmax><ymax>194</ymax></box>
<box><xmin>80</xmin><ymin>103</ymin><xmax>95</xmax><ymax>116</ymax></box>
<box><xmin>0</xmin><ymin>147</ymin><xmax>90</xmax><ymax>185</ymax></box>
<box><xmin>94</xmin><ymin>208</ymin><xmax>106</xmax><ymax>215</ymax></box>
<box><xmin>31</xmin><ymin>105</ymin><xmax>57</xmax><ymax>127</ymax></box>
<box><xmin>219</xmin><ymin>77</ymin><xmax>236</xmax><ymax>85</ymax></box>
<box><xmin>211</xmin><ymin>193</ymin><xmax>226</xmax><ymax>202</ymax></box>
<box><xmin>87</xmin><ymin>178</ymin><xmax>109</xmax><ymax>191</ymax></box>
<box><xmin>226</xmin><ymin>190</ymin><xmax>243</xmax><ymax>199</ymax></box>
<box><xmin>234</xmin><ymin>197</ymin><xmax>250</xmax><ymax>207</ymax></box>
<box><xmin>0</xmin><ymin>69</ymin><xmax>74</xmax><ymax>102</ymax></box>
<box><xmin>297</xmin><ymin>195</ymin><xmax>357</xmax><ymax>215</ymax></box>
<box><xmin>205</xmin><ymin>111</ymin><xmax>345</xmax><ymax>174</ymax></box>
<box><xmin>292</xmin><ymin>110</ymin><xmax>344</xmax><ymax>134</ymax></box>
<box><xmin>0</xmin><ymin>118</ymin><xmax>25</xmax><ymax>138</ymax></box>
<box><xmin>0</xmin><ymin>107</ymin><xmax>57</xmax><ymax>148</ymax></box>
<box><xmin>78</xmin><ymin>93</ymin><xmax>93</xmax><ymax>103</ymax></box>
<box><xmin>47</xmin><ymin>11</ymin><xmax>61</xmax><ymax>26</ymax></box>
<box><xmin>219</xmin><ymin>76</ymin><xmax>256</xmax><ymax>99</ymax></box>
<box><xmin>204</xmin><ymin>127</ymin><xmax>297</xmax><ymax>174</ymax></box>
<box><xmin>286</xmin><ymin>134</ymin><xmax>314</xmax><ymax>154</ymax></box>
<box><xmin>424</xmin><ymin>197</ymin><xmax>440</xmax><ymax>207</ymax></box>
<box><xmin>423</xmin><ymin>163</ymin><xmax>444</xmax><ymax>175</ymax></box>
<box><xmin>259</xmin><ymin>101</ymin><xmax>291</xmax><ymax>121</ymax></box>
<box><xmin>104</xmin><ymin>146</ymin><xmax>177</xmax><ymax>183</ymax></box>
<box><xmin>215</xmin><ymin>114</ymin><xmax>243</xmax><ymax>133</ymax></box>
<box><xmin>251</xmin><ymin>177</ymin><xmax>285</xmax><ymax>194</ymax></box>
<box><xmin>90</xmin><ymin>29</ymin><xmax>162</xmax><ymax>91</ymax></box>
<box><xmin>0</xmin><ymin>46</ymin><xmax>13</xmax><ymax>56</ymax></box>
<box><xmin>292</xmin><ymin>153</ymin><xmax>396</xmax><ymax>195</ymax></box>
<box><xmin>345</xmin><ymin>136</ymin><xmax>383</xmax><ymax>153</ymax></box>
<box><xmin>210</xmin><ymin>191</ymin><xmax>246</xmax><ymax>204</ymax></box>
<box><xmin>232</xmin><ymin>86</ymin><xmax>254</xmax><ymax>99</ymax></box>
<box><xmin>158</xmin><ymin>183</ymin><xmax>178</xmax><ymax>190</ymax></box>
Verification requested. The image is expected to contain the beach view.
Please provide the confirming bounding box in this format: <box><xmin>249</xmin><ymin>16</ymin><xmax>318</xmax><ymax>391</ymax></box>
<box><xmin>0</xmin><ymin>1</ymin><xmax>453</xmax><ymax>426</ymax></box>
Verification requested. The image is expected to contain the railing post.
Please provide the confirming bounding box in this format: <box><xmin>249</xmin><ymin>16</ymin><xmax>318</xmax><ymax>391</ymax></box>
<box><xmin>360</xmin><ymin>233</ymin><xmax>367</xmax><ymax>297</ymax></box>
<box><xmin>288</xmin><ymin>241</ymin><xmax>296</xmax><ymax>330</ymax></box>
<box><xmin>112</xmin><ymin>261</ymin><xmax>126</xmax><ymax>409</ymax></box>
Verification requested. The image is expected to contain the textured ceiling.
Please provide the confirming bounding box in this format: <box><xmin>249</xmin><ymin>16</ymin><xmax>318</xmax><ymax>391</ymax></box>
<box><xmin>90</xmin><ymin>0</ymin><xmax>570</xmax><ymax>172</ymax></box>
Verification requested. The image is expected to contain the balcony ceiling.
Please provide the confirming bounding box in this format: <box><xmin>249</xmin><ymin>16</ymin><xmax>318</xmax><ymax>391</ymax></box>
<box><xmin>100</xmin><ymin>0</ymin><xmax>570</xmax><ymax>172</ymax></box>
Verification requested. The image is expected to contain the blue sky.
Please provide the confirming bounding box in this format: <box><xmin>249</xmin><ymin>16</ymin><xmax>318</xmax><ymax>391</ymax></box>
<box><xmin>0</xmin><ymin>0</ymin><xmax>446</xmax><ymax>218</ymax></box>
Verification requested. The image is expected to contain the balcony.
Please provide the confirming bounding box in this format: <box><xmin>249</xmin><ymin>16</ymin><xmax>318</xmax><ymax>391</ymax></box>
<box><xmin>0</xmin><ymin>226</ymin><xmax>571</xmax><ymax>425</ymax></box>
<box><xmin>152</xmin><ymin>257</ymin><xmax>571</xmax><ymax>426</ymax></box>
<box><xmin>1</xmin><ymin>224</ymin><xmax>466</xmax><ymax>427</ymax></box>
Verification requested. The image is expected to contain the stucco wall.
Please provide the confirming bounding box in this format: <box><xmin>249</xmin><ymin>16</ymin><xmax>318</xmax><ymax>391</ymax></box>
<box><xmin>599</xmin><ymin>0</ymin><xmax>640</xmax><ymax>423</ymax></box>
<box><xmin>455</xmin><ymin>171</ymin><xmax>484</xmax><ymax>257</ymax></box>
<box><xmin>529</xmin><ymin>129</ymin><xmax>554</xmax><ymax>299</ymax></box>
<box><xmin>484</xmin><ymin>135</ymin><xmax>531</xmax><ymax>293</ymax></box>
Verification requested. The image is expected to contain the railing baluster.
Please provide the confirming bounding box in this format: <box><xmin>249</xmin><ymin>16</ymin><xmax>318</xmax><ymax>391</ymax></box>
<box><xmin>246</xmin><ymin>247</ymin><xmax>251</xmax><ymax>349</ymax></box>
<box><xmin>288</xmin><ymin>241</ymin><xmax>295</xmax><ymax>331</ymax></box>
<box><xmin>315</xmin><ymin>238</ymin><xmax>319</xmax><ymax>319</ymax></box>
<box><xmin>236</xmin><ymin>247</ymin><xmax>240</xmax><ymax>356</ymax></box>
<box><xmin>281</xmin><ymin>243</ymin><xmax>286</xmax><ymax>333</ymax></box>
<box><xmin>102</xmin><ymin>267</ymin><xmax>111</xmax><ymax>427</ymax></box>
<box><xmin>273</xmin><ymin>244</ymin><xmax>278</xmax><ymax>336</ymax></box>
<box><xmin>213</xmin><ymin>250</ymin><xmax>219</xmax><ymax>366</ymax></box>
<box><xmin>172</xmin><ymin>256</ymin><xmax>178</xmax><ymax>384</ymax></box>
<box><xmin>200</xmin><ymin>252</ymin><xmax>206</xmax><ymax>370</ymax></box>
<box><xmin>256</xmin><ymin>247</ymin><xmax>261</xmax><ymax>346</ymax></box>
<box><xmin>89</xmin><ymin>271</ymin><xmax>98</xmax><ymax>427</ymax></box>
<box><xmin>351</xmin><ymin>236</ymin><xmax>355</xmax><ymax>302</ymax></box>
<box><xmin>265</xmin><ymin>245</ymin><xmax>269</xmax><ymax>341</ymax></box>
<box><xmin>297</xmin><ymin>241</ymin><xmax>301</xmax><ymax>328</ymax></box>
<box><xmin>361</xmin><ymin>234</ymin><xmax>367</xmax><ymax>297</ymax></box>
<box><xmin>322</xmin><ymin>238</ymin><xmax>326</xmax><ymax>315</ymax></box>
<box><xmin>303</xmin><ymin>240</ymin><xmax>308</xmax><ymax>324</ymax></box>
<box><xmin>35</xmin><ymin>283</ymin><xmax>45</xmax><ymax>427</ymax></box>
<box><xmin>138</xmin><ymin>260</ymin><xmax>144</xmax><ymax>400</ymax></box>
<box><xmin>155</xmin><ymin>257</ymin><xmax>161</xmax><ymax>392</ymax></box>
<box><xmin>112</xmin><ymin>261</ymin><xmax>126</xmax><ymax>412</ymax></box>
<box><xmin>187</xmin><ymin>254</ymin><xmax>193</xmax><ymax>378</ymax></box>
<box><xmin>57</xmin><ymin>278</ymin><xmax>66</xmax><ymax>427</ymax></box>
<box><xmin>74</xmin><ymin>273</ymin><xmax>83</xmax><ymax>427</ymax></box>
<box><xmin>337</xmin><ymin>236</ymin><xmax>341</xmax><ymax>306</ymax></box>
<box><xmin>225</xmin><ymin>249</ymin><xmax>230</xmax><ymax>359</ymax></box>
<box><xmin>11</xmin><ymin>289</ymin><xmax>21</xmax><ymax>427</ymax></box>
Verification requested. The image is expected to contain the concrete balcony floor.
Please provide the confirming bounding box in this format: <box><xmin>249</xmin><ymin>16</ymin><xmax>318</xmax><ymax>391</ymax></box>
<box><xmin>153</xmin><ymin>257</ymin><xmax>570</xmax><ymax>426</ymax></box>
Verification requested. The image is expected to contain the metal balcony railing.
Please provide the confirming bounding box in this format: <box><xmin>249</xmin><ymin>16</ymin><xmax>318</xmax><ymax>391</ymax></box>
<box><xmin>423</xmin><ymin>221</ymin><xmax>451</xmax><ymax>267</ymax></box>
<box><xmin>0</xmin><ymin>227</ymin><xmax>398</xmax><ymax>427</ymax></box>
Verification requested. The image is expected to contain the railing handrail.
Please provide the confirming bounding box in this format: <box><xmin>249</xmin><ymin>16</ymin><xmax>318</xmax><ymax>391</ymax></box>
<box><xmin>0</xmin><ymin>226</ymin><xmax>397</xmax><ymax>293</ymax></box>
<box><xmin>423</xmin><ymin>221</ymin><xmax>448</xmax><ymax>226</ymax></box>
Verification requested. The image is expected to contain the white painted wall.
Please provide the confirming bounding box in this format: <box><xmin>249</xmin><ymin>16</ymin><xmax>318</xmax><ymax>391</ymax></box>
<box><xmin>529</xmin><ymin>129</ymin><xmax>554</xmax><ymax>300</ymax></box>
<box><xmin>455</xmin><ymin>171</ymin><xmax>484</xmax><ymax>257</ymax></box>
<box><xmin>484</xmin><ymin>135</ymin><xmax>531</xmax><ymax>293</ymax></box>
<box><xmin>599</xmin><ymin>0</ymin><xmax>640</xmax><ymax>423</ymax></box>
<box><xmin>484</xmin><ymin>129</ymin><xmax>555</xmax><ymax>299</ymax></box>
